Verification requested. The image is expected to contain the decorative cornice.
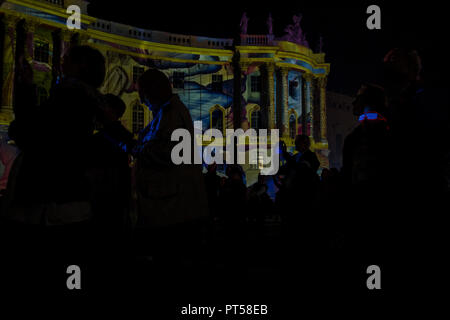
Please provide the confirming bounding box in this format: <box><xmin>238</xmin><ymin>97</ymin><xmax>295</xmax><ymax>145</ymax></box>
<box><xmin>1</xmin><ymin>0</ymin><xmax>330</xmax><ymax>76</ymax></box>
<box><xmin>302</xmin><ymin>73</ymin><xmax>314</xmax><ymax>82</ymax></box>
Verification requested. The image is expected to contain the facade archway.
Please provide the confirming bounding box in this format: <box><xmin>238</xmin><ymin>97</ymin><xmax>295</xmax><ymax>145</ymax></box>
<box><xmin>209</xmin><ymin>104</ymin><xmax>226</xmax><ymax>133</ymax></box>
<box><xmin>246</xmin><ymin>104</ymin><xmax>262</xmax><ymax>130</ymax></box>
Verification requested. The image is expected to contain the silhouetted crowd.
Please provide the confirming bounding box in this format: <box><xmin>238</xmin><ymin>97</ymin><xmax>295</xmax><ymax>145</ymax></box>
<box><xmin>0</xmin><ymin>45</ymin><xmax>448</xmax><ymax>300</ymax></box>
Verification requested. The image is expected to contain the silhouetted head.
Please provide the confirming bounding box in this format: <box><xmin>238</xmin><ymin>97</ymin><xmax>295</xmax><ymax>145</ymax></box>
<box><xmin>383</xmin><ymin>48</ymin><xmax>422</xmax><ymax>91</ymax></box>
<box><xmin>207</xmin><ymin>162</ymin><xmax>217</xmax><ymax>173</ymax></box>
<box><xmin>102</xmin><ymin>94</ymin><xmax>126</xmax><ymax>123</ymax></box>
<box><xmin>62</xmin><ymin>45</ymin><xmax>106</xmax><ymax>89</ymax></box>
<box><xmin>352</xmin><ymin>83</ymin><xmax>386</xmax><ymax>116</ymax></box>
<box><xmin>227</xmin><ymin>164</ymin><xmax>243</xmax><ymax>182</ymax></box>
<box><xmin>295</xmin><ymin>134</ymin><xmax>311</xmax><ymax>153</ymax></box>
<box><xmin>138</xmin><ymin>69</ymin><xmax>172</xmax><ymax>110</ymax></box>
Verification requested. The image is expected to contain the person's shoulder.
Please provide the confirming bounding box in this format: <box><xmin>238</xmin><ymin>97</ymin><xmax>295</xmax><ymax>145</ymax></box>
<box><xmin>170</xmin><ymin>95</ymin><xmax>190</xmax><ymax>112</ymax></box>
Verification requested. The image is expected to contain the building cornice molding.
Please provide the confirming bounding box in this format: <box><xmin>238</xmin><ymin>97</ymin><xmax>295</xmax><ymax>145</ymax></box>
<box><xmin>5</xmin><ymin>0</ymin><xmax>95</xmax><ymax>23</ymax></box>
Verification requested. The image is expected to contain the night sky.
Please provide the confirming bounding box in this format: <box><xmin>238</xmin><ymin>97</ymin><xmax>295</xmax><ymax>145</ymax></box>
<box><xmin>87</xmin><ymin>1</ymin><xmax>447</xmax><ymax>95</ymax></box>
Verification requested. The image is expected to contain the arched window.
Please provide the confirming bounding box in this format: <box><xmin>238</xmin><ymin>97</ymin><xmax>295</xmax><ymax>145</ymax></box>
<box><xmin>132</xmin><ymin>103</ymin><xmax>145</xmax><ymax>134</ymax></box>
<box><xmin>251</xmin><ymin>110</ymin><xmax>262</xmax><ymax>130</ymax></box>
<box><xmin>289</xmin><ymin>114</ymin><xmax>297</xmax><ymax>139</ymax></box>
<box><xmin>211</xmin><ymin>109</ymin><xmax>223</xmax><ymax>132</ymax></box>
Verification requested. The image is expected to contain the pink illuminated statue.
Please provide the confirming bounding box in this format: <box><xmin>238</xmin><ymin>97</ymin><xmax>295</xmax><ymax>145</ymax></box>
<box><xmin>240</xmin><ymin>12</ymin><xmax>249</xmax><ymax>34</ymax></box>
<box><xmin>267</xmin><ymin>13</ymin><xmax>273</xmax><ymax>35</ymax></box>
<box><xmin>282</xmin><ymin>14</ymin><xmax>309</xmax><ymax>47</ymax></box>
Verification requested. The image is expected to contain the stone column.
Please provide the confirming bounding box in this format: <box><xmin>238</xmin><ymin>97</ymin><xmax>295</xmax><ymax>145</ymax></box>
<box><xmin>319</xmin><ymin>76</ymin><xmax>328</xmax><ymax>142</ymax></box>
<box><xmin>301</xmin><ymin>73</ymin><xmax>306</xmax><ymax>134</ymax></box>
<box><xmin>280</xmin><ymin>67</ymin><xmax>289</xmax><ymax>137</ymax></box>
<box><xmin>302</xmin><ymin>73</ymin><xmax>313</xmax><ymax>137</ymax></box>
<box><xmin>1</xmin><ymin>15</ymin><xmax>20</xmax><ymax>111</ymax></box>
<box><xmin>266</xmin><ymin>63</ymin><xmax>275</xmax><ymax>130</ymax></box>
<box><xmin>23</xmin><ymin>18</ymin><xmax>39</xmax><ymax>63</ymax></box>
<box><xmin>297</xmin><ymin>72</ymin><xmax>303</xmax><ymax>110</ymax></box>
<box><xmin>232</xmin><ymin>51</ymin><xmax>242</xmax><ymax>130</ymax></box>
<box><xmin>61</xmin><ymin>30</ymin><xmax>73</xmax><ymax>57</ymax></box>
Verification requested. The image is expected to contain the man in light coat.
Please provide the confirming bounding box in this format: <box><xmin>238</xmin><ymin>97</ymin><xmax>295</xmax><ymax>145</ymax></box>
<box><xmin>133</xmin><ymin>69</ymin><xmax>208</xmax><ymax>264</ymax></box>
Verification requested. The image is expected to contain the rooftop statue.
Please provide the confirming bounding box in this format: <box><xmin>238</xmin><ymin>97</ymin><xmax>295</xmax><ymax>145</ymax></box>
<box><xmin>240</xmin><ymin>12</ymin><xmax>249</xmax><ymax>34</ymax></box>
<box><xmin>267</xmin><ymin>13</ymin><xmax>273</xmax><ymax>35</ymax></box>
<box><xmin>282</xmin><ymin>14</ymin><xmax>309</xmax><ymax>47</ymax></box>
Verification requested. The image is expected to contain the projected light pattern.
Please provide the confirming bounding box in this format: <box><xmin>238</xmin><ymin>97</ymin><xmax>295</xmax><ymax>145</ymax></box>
<box><xmin>0</xmin><ymin>0</ymin><xmax>330</xmax><ymax>176</ymax></box>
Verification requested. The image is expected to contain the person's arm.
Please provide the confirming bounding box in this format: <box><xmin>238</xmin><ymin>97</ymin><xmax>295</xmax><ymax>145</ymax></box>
<box><xmin>138</xmin><ymin>107</ymin><xmax>184</xmax><ymax>168</ymax></box>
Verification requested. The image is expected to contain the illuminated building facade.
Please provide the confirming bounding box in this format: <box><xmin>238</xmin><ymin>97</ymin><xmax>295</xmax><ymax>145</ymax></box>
<box><xmin>0</xmin><ymin>0</ymin><xmax>330</xmax><ymax>183</ymax></box>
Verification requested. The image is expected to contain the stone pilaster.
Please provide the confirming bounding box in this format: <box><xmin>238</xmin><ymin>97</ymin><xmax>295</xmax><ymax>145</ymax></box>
<box><xmin>280</xmin><ymin>67</ymin><xmax>289</xmax><ymax>137</ymax></box>
<box><xmin>61</xmin><ymin>30</ymin><xmax>73</xmax><ymax>57</ymax></box>
<box><xmin>319</xmin><ymin>76</ymin><xmax>328</xmax><ymax>142</ymax></box>
<box><xmin>302</xmin><ymin>73</ymin><xmax>313</xmax><ymax>137</ymax></box>
<box><xmin>23</xmin><ymin>18</ymin><xmax>39</xmax><ymax>63</ymax></box>
<box><xmin>266</xmin><ymin>63</ymin><xmax>276</xmax><ymax>130</ymax></box>
<box><xmin>1</xmin><ymin>15</ymin><xmax>21</xmax><ymax>110</ymax></box>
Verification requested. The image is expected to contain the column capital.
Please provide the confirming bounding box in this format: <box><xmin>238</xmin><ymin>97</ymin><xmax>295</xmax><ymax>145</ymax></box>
<box><xmin>302</xmin><ymin>72</ymin><xmax>314</xmax><ymax>82</ymax></box>
<box><xmin>23</xmin><ymin>18</ymin><xmax>40</xmax><ymax>33</ymax></box>
<box><xmin>3</xmin><ymin>14</ymin><xmax>21</xmax><ymax>29</ymax></box>
<box><xmin>266</xmin><ymin>62</ymin><xmax>275</xmax><ymax>74</ymax></box>
<box><xmin>318</xmin><ymin>76</ymin><xmax>328</xmax><ymax>88</ymax></box>
<box><xmin>280</xmin><ymin>66</ymin><xmax>289</xmax><ymax>77</ymax></box>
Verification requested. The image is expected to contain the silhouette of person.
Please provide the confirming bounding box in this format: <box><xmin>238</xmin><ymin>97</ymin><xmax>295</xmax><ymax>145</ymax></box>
<box><xmin>132</xmin><ymin>69</ymin><xmax>208</xmax><ymax>269</ymax></box>
<box><xmin>343</xmin><ymin>83</ymin><xmax>391</xmax><ymax>189</ymax></box>
<box><xmin>217</xmin><ymin>164</ymin><xmax>248</xmax><ymax>268</ymax></box>
<box><xmin>87</xmin><ymin>93</ymin><xmax>135</xmax><ymax>291</ymax></box>
<box><xmin>383</xmin><ymin>48</ymin><xmax>450</xmax><ymax>294</ymax></box>
<box><xmin>342</xmin><ymin>83</ymin><xmax>391</xmax><ymax>263</ymax></box>
<box><xmin>248</xmin><ymin>174</ymin><xmax>273</xmax><ymax>227</ymax></box>
<box><xmin>278</xmin><ymin>136</ymin><xmax>320</xmax><ymax>284</ymax></box>
<box><xmin>90</xmin><ymin>94</ymin><xmax>134</xmax><ymax>237</ymax></box>
<box><xmin>204</xmin><ymin>162</ymin><xmax>221</xmax><ymax>219</ymax></box>
<box><xmin>1</xmin><ymin>45</ymin><xmax>106</xmax><ymax>293</ymax></box>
